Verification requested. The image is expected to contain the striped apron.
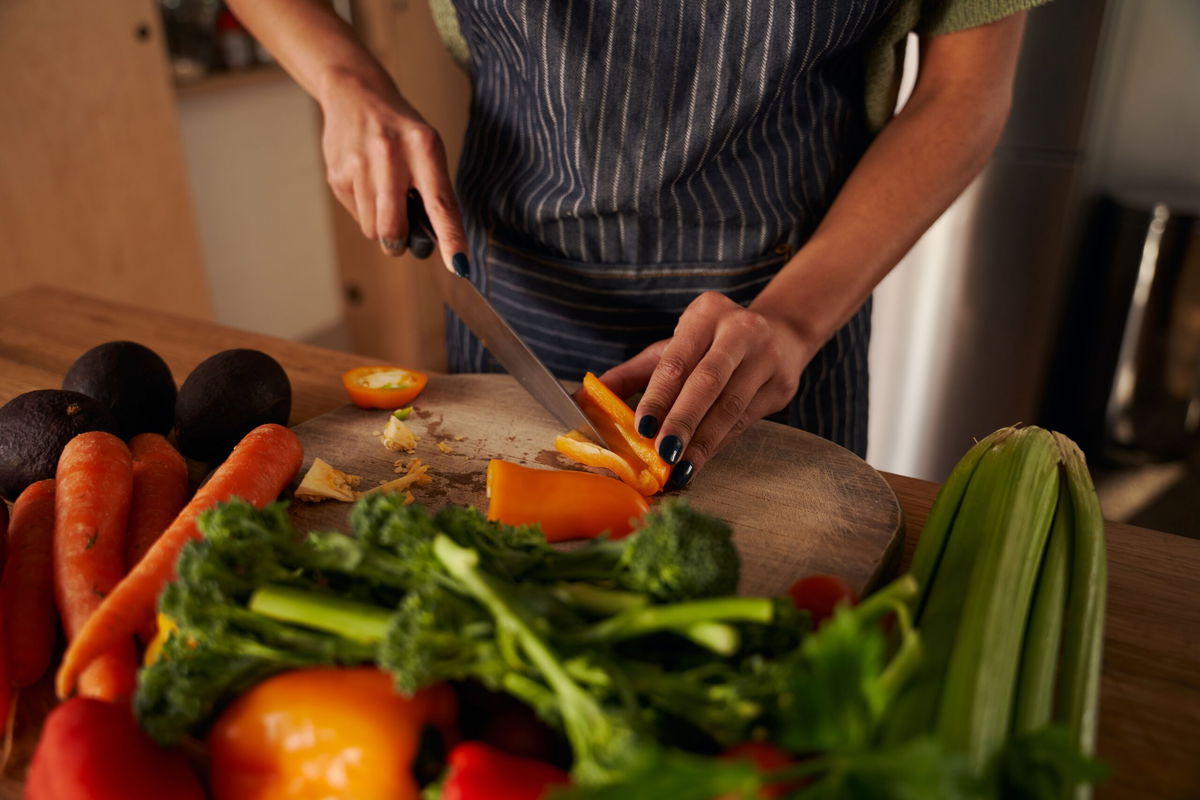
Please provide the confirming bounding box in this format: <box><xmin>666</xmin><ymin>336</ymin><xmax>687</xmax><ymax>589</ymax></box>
<box><xmin>447</xmin><ymin>0</ymin><xmax>894</xmax><ymax>457</ymax></box>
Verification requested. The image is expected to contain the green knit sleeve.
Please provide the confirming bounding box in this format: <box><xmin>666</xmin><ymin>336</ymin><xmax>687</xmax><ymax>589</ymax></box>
<box><xmin>916</xmin><ymin>0</ymin><xmax>1054</xmax><ymax>36</ymax></box>
<box><xmin>428</xmin><ymin>0</ymin><xmax>470</xmax><ymax>71</ymax></box>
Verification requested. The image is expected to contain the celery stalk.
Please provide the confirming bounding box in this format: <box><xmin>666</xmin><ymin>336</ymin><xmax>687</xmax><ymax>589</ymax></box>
<box><xmin>882</xmin><ymin>430</ymin><xmax>1021</xmax><ymax>744</ymax></box>
<box><xmin>1054</xmin><ymin>435</ymin><xmax>1107</xmax><ymax>800</ymax></box>
<box><xmin>935</xmin><ymin>427</ymin><xmax>1061</xmax><ymax>770</ymax></box>
<box><xmin>1012</xmin><ymin>479</ymin><xmax>1071</xmax><ymax>733</ymax></box>
<box><xmin>908</xmin><ymin>427</ymin><xmax>1016</xmax><ymax>622</ymax></box>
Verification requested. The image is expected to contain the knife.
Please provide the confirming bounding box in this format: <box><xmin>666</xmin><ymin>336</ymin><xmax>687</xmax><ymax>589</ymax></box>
<box><xmin>405</xmin><ymin>191</ymin><xmax>610</xmax><ymax>449</ymax></box>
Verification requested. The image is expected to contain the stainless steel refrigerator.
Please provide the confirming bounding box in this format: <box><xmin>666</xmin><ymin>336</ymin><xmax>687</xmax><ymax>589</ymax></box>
<box><xmin>867</xmin><ymin>0</ymin><xmax>1112</xmax><ymax>481</ymax></box>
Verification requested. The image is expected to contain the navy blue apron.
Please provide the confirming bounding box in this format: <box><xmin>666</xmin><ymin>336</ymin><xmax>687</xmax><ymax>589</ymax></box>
<box><xmin>446</xmin><ymin>0</ymin><xmax>893</xmax><ymax>458</ymax></box>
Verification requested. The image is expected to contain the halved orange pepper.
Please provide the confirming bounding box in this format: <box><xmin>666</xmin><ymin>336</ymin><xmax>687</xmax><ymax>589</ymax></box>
<box><xmin>207</xmin><ymin>667</ymin><xmax>457</xmax><ymax>800</ymax></box>
<box><xmin>486</xmin><ymin>460</ymin><xmax>649</xmax><ymax>542</ymax></box>
<box><xmin>554</xmin><ymin>373</ymin><xmax>671</xmax><ymax>495</ymax></box>
<box><xmin>341</xmin><ymin>365</ymin><xmax>428</xmax><ymax>409</ymax></box>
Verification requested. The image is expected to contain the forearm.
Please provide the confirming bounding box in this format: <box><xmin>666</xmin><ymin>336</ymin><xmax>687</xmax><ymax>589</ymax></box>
<box><xmin>225</xmin><ymin>0</ymin><xmax>394</xmax><ymax>104</ymax></box>
<box><xmin>752</xmin><ymin>86</ymin><xmax>1009</xmax><ymax>351</ymax></box>
<box><xmin>752</xmin><ymin>18</ymin><xmax>1026</xmax><ymax>353</ymax></box>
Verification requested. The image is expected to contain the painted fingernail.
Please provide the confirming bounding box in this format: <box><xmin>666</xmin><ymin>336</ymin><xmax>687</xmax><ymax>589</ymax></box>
<box><xmin>666</xmin><ymin>460</ymin><xmax>694</xmax><ymax>490</ymax></box>
<box><xmin>659</xmin><ymin>435</ymin><xmax>683</xmax><ymax>465</ymax></box>
<box><xmin>452</xmin><ymin>252</ymin><xmax>470</xmax><ymax>278</ymax></box>
<box><xmin>380</xmin><ymin>237</ymin><xmax>406</xmax><ymax>256</ymax></box>
<box><xmin>637</xmin><ymin>414</ymin><xmax>659</xmax><ymax>438</ymax></box>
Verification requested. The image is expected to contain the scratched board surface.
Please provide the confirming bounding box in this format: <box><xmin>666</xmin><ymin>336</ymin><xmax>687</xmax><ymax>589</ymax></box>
<box><xmin>289</xmin><ymin>374</ymin><xmax>903</xmax><ymax>597</ymax></box>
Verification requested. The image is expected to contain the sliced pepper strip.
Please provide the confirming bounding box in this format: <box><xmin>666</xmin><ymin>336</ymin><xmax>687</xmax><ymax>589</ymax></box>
<box><xmin>553</xmin><ymin>373</ymin><xmax>671</xmax><ymax>495</ymax></box>
<box><xmin>553</xmin><ymin>431</ymin><xmax>657</xmax><ymax>494</ymax></box>
<box><xmin>486</xmin><ymin>460</ymin><xmax>649</xmax><ymax>542</ymax></box>
<box><xmin>341</xmin><ymin>366</ymin><xmax>428</xmax><ymax>409</ymax></box>
<box><xmin>581</xmin><ymin>373</ymin><xmax>671</xmax><ymax>487</ymax></box>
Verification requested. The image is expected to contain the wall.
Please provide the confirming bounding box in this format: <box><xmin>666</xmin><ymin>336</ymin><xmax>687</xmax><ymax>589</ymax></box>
<box><xmin>1084</xmin><ymin>0</ymin><xmax>1200</xmax><ymax>197</ymax></box>
<box><xmin>174</xmin><ymin>74</ymin><xmax>344</xmax><ymax>343</ymax></box>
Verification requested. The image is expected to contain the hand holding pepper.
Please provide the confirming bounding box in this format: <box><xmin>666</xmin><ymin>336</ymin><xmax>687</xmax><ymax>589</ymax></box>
<box><xmin>599</xmin><ymin>292</ymin><xmax>812</xmax><ymax>490</ymax></box>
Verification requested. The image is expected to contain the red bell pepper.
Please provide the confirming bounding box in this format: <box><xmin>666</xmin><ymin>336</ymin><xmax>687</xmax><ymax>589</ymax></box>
<box><xmin>25</xmin><ymin>697</ymin><xmax>205</xmax><ymax>800</ymax></box>
<box><xmin>442</xmin><ymin>741</ymin><xmax>570</xmax><ymax>800</ymax></box>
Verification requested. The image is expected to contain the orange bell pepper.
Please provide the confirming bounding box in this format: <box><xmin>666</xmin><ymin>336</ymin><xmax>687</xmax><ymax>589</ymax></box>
<box><xmin>208</xmin><ymin>667</ymin><xmax>457</xmax><ymax>800</ymax></box>
<box><xmin>486</xmin><ymin>460</ymin><xmax>649</xmax><ymax>542</ymax></box>
<box><xmin>341</xmin><ymin>366</ymin><xmax>428</xmax><ymax>409</ymax></box>
<box><xmin>554</xmin><ymin>373</ymin><xmax>670</xmax><ymax>496</ymax></box>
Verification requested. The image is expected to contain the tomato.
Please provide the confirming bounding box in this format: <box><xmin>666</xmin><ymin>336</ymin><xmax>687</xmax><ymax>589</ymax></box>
<box><xmin>786</xmin><ymin>574</ymin><xmax>858</xmax><ymax>626</ymax></box>
<box><xmin>341</xmin><ymin>366</ymin><xmax>428</xmax><ymax>409</ymax></box>
<box><xmin>719</xmin><ymin>741</ymin><xmax>798</xmax><ymax>799</ymax></box>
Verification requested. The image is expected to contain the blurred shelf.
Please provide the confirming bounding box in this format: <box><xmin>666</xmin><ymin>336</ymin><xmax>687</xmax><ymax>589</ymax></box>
<box><xmin>173</xmin><ymin>64</ymin><xmax>288</xmax><ymax>97</ymax></box>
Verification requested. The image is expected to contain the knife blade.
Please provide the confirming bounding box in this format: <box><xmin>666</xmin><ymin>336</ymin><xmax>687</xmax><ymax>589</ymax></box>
<box><xmin>406</xmin><ymin>192</ymin><xmax>610</xmax><ymax>448</ymax></box>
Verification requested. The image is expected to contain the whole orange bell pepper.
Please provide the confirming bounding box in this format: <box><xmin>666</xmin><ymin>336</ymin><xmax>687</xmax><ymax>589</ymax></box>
<box><xmin>208</xmin><ymin>667</ymin><xmax>457</xmax><ymax>800</ymax></box>
<box><xmin>486</xmin><ymin>459</ymin><xmax>649</xmax><ymax>542</ymax></box>
<box><xmin>554</xmin><ymin>373</ymin><xmax>670</xmax><ymax>496</ymax></box>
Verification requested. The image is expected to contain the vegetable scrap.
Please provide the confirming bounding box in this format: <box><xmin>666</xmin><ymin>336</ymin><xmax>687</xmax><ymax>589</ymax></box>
<box><xmin>342</xmin><ymin>366</ymin><xmax>428</xmax><ymax>409</ymax></box>
<box><xmin>294</xmin><ymin>457</ymin><xmax>362</xmax><ymax>503</ymax></box>
<box><xmin>437</xmin><ymin>441</ymin><xmax>455</xmax><ymax>454</ymax></box>
<box><xmin>381</xmin><ymin>413</ymin><xmax>418</xmax><ymax>452</ymax></box>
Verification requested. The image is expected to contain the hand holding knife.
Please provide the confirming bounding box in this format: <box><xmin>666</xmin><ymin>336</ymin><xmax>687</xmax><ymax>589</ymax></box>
<box><xmin>403</xmin><ymin>191</ymin><xmax>610</xmax><ymax>449</ymax></box>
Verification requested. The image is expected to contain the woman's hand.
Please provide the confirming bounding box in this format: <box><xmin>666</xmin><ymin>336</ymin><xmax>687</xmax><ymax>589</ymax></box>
<box><xmin>319</xmin><ymin>70</ymin><xmax>468</xmax><ymax>273</ymax></box>
<box><xmin>598</xmin><ymin>291</ymin><xmax>814</xmax><ymax>489</ymax></box>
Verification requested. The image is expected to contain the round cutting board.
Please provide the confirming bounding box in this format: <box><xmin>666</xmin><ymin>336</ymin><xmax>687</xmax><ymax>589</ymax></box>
<box><xmin>289</xmin><ymin>374</ymin><xmax>904</xmax><ymax>597</ymax></box>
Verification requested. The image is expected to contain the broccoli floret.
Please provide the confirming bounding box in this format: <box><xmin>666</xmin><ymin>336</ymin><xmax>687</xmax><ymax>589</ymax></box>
<box><xmin>380</xmin><ymin>584</ymin><xmax>501</xmax><ymax>694</ymax></box>
<box><xmin>540</xmin><ymin>500</ymin><xmax>740</xmax><ymax>602</ymax></box>
<box><xmin>619</xmin><ymin>500</ymin><xmax>740</xmax><ymax>601</ymax></box>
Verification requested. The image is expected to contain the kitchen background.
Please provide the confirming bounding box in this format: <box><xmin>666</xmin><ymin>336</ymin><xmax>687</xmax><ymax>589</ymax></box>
<box><xmin>1</xmin><ymin>0</ymin><xmax>1197</xmax><ymax>534</ymax></box>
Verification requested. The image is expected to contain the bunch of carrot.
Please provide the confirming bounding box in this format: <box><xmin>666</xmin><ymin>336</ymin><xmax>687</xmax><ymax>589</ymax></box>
<box><xmin>1</xmin><ymin>422</ymin><xmax>304</xmax><ymax>709</ymax></box>
<box><xmin>7</xmin><ymin>422</ymin><xmax>302</xmax><ymax>798</ymax></box>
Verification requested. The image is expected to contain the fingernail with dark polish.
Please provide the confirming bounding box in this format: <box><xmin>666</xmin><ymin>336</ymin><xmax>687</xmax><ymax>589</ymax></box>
<box><xmin>637</xmin><ymin>415</ymin><xmax>659</xmax><ymax>438</ymax></box>
<box><xmin>381</xmin><ymin>237</ymin><xmax>406</xmax><ymax>256</ymax></box>
<box><xmin>666</xmin><ymin>460</ymin><xmax>694</xmax><ymax>490</ymax></box>
<box><xmin>659</xmin><ymin>435</ymin><xmax>683</xmax><ymax>465</ymax></box>
<box><xmin>452</xmin><ymin>252</ymin><xmax>470</xmax><ymax>278</ymax></box>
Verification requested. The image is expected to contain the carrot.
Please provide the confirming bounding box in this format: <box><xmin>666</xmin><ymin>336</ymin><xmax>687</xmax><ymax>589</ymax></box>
<box><xmin>77</xmin><ymin>645</ymin><xmax>139</xmax><ymax>701</ymax></box>
<box><xmin>0</xmin><ymin>497</ymin><xmax>8</xmax><ymax>727</ymax></box>
<box><xmin>125</xmin><ymin>433</ymin><xmax>189</xmax><ymax>570</ymax></box>
<box><xmin>0</xmin><ymin>612</ymin><xmax>9</xmax><ymax>730</ymax></box>
<box><xmin>53</xmin><ymin>432</ymin><xmax>137</xmax><ymax>701</ymax></box>
<box><xmin>2</xmin><ymin>480</ymin><xmax>58</xmax><ymax>687</ymax></box>
<box><xmin>0</xmin><ymin>500</ymin><xmax>8</xmax><ymax>572</ymax></box>
<box><xmin>56</xmin><ymin>423</ymin><xmax>304</xmax><ymax>698</ymax></box>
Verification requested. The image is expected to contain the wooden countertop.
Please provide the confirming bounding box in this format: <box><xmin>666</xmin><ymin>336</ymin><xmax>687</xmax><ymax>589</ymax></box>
<box><xmin>1</xmin><ymin>286</ymin><xmax>1197</xmax><ymax>798</ymax></box>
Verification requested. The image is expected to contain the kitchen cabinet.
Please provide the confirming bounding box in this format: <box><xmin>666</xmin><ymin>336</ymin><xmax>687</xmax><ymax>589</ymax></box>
<box><xmin>0</xmin><ymin>0</ymin><xmax>213</xmax><ymax>320</ymax></box>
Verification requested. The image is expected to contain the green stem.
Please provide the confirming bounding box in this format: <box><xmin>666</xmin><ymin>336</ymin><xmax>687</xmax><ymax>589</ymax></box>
<box><xmin>555</xmin><ymin>582</ymin><xmax>648</xmax><ymax>615</ymax></box>
<box><xmin>248</xmin><ymin>584</ymin><xmax>394</xmax><ymax>644</ymax></box>
<box><xmin>680</xmin><ymin>621</ymin><xmax>740</xmax><ymax>655</ymax></box>
<box><xmin>432</xmin><ymin>534</ymin><xmax>620</xmax><ymax>783</ymax></box>
<box><xmin>569</xmin><ymin>596</ymin><xmax>775</xmax><ymax>644</ymax></box>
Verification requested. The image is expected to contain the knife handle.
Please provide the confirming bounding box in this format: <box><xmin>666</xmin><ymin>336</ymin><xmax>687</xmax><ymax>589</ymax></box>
<box><xmin>405</xmin><ymin>190</ymin><xmax>437</xmax><ymax>259</ymax></box>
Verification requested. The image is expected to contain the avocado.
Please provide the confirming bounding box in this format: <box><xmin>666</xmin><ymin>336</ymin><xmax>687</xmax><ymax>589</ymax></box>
<box><xmin>174</xmin><ymin>349</ymin><xmax>292</xmax><ymax>462</ymax></box>
<box><xmin>0</xmin><ymin>390</ymin><xmax>119</xmax><ymax>501</ymax></box>
<box><xmin>62</xmin><ymin>340</ymin><xmax>177</xmax><ymax>439</ymax></box>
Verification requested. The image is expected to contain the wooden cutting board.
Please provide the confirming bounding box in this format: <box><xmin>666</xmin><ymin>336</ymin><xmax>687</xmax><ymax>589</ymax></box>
<box><xmin>290</xmin><ymin>374</ymin><xmax>904</xmax><ymax>597</ymax></box>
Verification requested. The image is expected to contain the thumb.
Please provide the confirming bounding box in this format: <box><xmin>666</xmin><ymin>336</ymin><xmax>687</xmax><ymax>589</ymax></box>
<box><xmin>595</xmin><ymin>339</ymin><xmax>671</xmax><ymax>403</ymax></box>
